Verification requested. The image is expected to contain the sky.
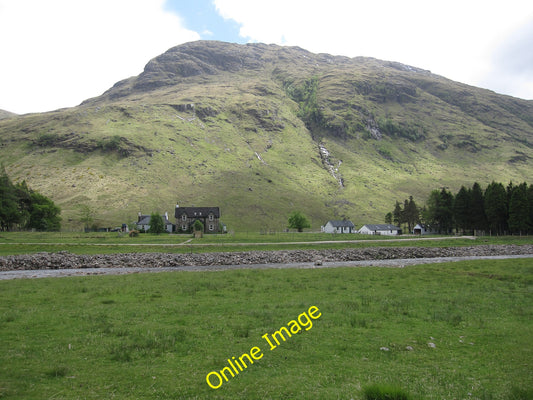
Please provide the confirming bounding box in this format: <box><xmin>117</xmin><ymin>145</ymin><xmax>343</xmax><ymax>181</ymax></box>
<box><xmin>1</xmin><ymin>0</ymin><xmax>532</xmax><ymax>114</ymax></box>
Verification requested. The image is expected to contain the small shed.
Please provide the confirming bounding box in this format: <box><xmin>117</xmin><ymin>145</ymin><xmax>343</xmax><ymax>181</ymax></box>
<box><xmin>358</xmin><ymin>224</ymin><xmax>401</xmax><ymax>236</ymax></box>
<box><xmin>413</xmin><ymin>224</ymin><xmax>436</xmax><ymax>235</ymax></box>
<box><xmin>322</xmin><ymin>220</ymin><xmax>356</xmax><ymax>234</ymax></box>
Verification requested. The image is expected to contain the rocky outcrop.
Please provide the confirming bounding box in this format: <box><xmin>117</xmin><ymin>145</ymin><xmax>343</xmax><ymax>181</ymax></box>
<box><xmin>319</xmin><ymin>143</ymin><xmax>343</xmax><ymax>187</ymax></box>
<box><xmin>1</xmin><ymin>245</ymin><xmax>531</xmax><ymax>271</ymax></box>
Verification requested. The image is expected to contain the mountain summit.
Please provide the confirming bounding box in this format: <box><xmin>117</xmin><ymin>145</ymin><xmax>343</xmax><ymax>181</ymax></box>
<box><xmin>1</xmin><ymin>40</ymin><xmax>532</xmax><ymax>230</ymax></box>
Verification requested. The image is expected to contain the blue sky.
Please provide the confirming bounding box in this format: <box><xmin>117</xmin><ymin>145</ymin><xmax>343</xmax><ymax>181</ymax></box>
<box><xmin>164</xmin><ymin>0</ymin><xmax>244</xmax><ymax>43</ymax></box>
<box><xmin>0</xmin><ymin>0</ymin><xmax>532</xmax><ymax>114</ymax></box>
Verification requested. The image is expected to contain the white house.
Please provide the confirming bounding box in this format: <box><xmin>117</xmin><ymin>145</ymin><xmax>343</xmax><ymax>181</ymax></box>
<box><xmin>358</xmin><ymin>224</ymin><xmax>401</xmax><ymax>235</ymax></box>
<box><xmin>136</xmin><ymin>212</ymin><xmax>174</xmax><ymax>233</ymax></box>
<box><xmin>413</xmin><ymin>224</ymin><xmax>436</xmax><ymax>235</ymax></box>
<box><xmin>322</xmin><ymin>220</ymin><xmax>356</xmax><ymax>234</ymax></box>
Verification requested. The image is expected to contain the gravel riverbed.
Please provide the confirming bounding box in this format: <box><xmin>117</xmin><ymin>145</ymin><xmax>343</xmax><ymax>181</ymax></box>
<box><xmin>1</xmin><ymin>244</ymin><xmax>532</xmax><ymax>279</ymax></box>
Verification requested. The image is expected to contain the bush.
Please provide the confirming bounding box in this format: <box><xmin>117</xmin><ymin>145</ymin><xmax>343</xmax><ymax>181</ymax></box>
<box><xmin>192</xmin><ymin>219</ymin><xmax>204</xmax><ymax>232</ymax></box>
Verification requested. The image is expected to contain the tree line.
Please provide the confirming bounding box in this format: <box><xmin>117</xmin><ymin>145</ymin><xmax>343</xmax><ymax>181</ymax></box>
<box><xmin>0</xmin><ymin>168</ymin><xmax>61</xmax><ymax>231</ymax></box>
<box><xmin>386</xmin><ymin>181</ymin><xmax>533</xmax><ymax>235</ymax></box>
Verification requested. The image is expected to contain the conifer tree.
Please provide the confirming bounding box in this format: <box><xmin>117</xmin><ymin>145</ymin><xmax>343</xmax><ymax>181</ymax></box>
<box><xmin>453</xmin><ymin>186</ymin><xmax>471</xmax><ymax>233</ymax></box>
<box><xmin>392</xmin><ymin>201</ymin><xmax>402</xmax><ymax>227</ymax></box>
<box><xmin>508</xmin><ymin>183</ymin><xmax>529</xmax><ymax>234</ymax></box>
<box><xmin>484</xmin><ymin>181</ymin><xmax>508</xmax><ymax>235</ymax></box>
<box><xmin>470</xmin><ymin>182</ymin><xmax>487</xmax><ymax>232</ymax></box>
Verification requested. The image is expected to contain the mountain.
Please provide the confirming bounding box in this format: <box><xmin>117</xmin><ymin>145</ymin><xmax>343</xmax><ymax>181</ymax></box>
<box><xmin>0</xmin><ymin>109</ymin><xmax>17</xmax><ymax>120</ymax></box>
<box><xmin>0</xmin><ymin>40</ymin><xmax>531</xmax><ymax>231</ymax></box>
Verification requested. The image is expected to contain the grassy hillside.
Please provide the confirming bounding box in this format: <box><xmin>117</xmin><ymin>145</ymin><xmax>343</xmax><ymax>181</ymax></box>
<box><xmin>0</xmin><ymin>41</ymin><xmax>531</xmax><ymax>231</ymax></box>
<box><xmin>0</xmin><ymin>109</ymin><xmax>17</xmax><ymax>120</ymax></box>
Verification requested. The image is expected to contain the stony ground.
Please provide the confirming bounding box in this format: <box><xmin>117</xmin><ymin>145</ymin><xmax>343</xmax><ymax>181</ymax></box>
<box><xmin>1</xmin><ymin>244</ymin><xmax>532</xmax><ymax>271</ymax></box>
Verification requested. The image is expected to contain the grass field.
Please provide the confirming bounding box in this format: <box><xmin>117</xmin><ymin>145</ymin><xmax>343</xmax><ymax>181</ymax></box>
<box><xmin>1</xmin><ymin>257</ymin><xmax>532</xmax><ymax>399</ymax></box>
<box><xmin>0</xmin><ymin>231</ymin><xmax>531</xmax><ymax>256</ymax></box>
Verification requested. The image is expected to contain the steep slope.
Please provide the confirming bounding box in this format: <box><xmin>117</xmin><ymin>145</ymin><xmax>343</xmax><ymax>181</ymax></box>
<box><xmin>0</xmin><ymin>41</ymin><xmax>531</xmax><ymax>231</ymax></box>
<box><xmin>0</xmin><ymin>109</ymin><xmax>17</xmax><ymax>120</ymax></box>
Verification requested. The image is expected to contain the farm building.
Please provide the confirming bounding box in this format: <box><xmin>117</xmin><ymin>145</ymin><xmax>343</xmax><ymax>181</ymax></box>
<box><xmin>413</xmin><ymin>224</ymin><xmax>437</xmax><ymax>235</ymax></box>
<box><xmin>358</xmin><ymin>224</ymin><xmax>401</xmax><ymax>235</ymax></box>
<box><xmin>136</xmin><ymin>212</ymin><xmax>174</xmax><ymax>233</ymax></box>
<box><xmin>321</xmin><ymin>220</ymin><xmax>356</xmax><ymax>233</ymax></box>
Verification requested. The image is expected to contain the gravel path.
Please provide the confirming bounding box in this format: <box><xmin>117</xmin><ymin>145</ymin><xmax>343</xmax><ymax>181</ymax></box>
<box><xmin>0</xmin><ymin>254</ymin><xmax>532</xmax><ymax>280</ymax></box>
<box><xmin>1</xmin><ymin>244</ymin><xmax>532</xmax><ymax>280</ymax></box>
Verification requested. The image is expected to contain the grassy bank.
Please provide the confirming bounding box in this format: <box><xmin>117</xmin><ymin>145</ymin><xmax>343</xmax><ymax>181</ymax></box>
<box><xmin>1</xmin><ymin>258</ymin><xmax>531</xmax><ymax>399</ymax></box>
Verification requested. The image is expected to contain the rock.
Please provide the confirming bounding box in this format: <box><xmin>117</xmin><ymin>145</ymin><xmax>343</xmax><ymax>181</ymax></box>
<box><xmin>0</xmin><ymin>244</ymin><xmax>531</xmax><ymax>272</ymax></box>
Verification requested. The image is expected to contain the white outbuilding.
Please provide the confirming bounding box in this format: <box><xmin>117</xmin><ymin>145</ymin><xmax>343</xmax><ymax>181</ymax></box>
<box><xmin>321</xmin><ymin>220</ymin><xmax>356</xmax><ymax>234</ymax></box>
<box><xmin>358</xmin><ymin>224</ymin><xmax>401</xmax><ymax>235</ymax></box>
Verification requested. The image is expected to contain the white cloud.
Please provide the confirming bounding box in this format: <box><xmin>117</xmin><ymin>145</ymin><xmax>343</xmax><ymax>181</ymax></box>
<box><xmin>0</xmin><ymin>0</ymin><xmax>200</xmax><ymax>114</ymax></box>
<box><xmin>214</xmin><ymin>0</ymin><xmax>533</xmax><ymax>99</ymax></box>
<box><xmin>480</xmin><ymin>18</ymin><xmax>533</xmax><ymax>99</ymax></box>
<box><xmin>1</xmin><ymin>0</ymin><xmax>532</xmax><ymax>114</ymax></box>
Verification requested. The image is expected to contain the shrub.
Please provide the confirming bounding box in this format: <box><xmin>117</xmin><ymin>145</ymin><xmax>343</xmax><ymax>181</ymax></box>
<box><xmin>192</xmin><ymin>219</ymin><xmax>204</xmax><ymax>231</ymax></box>
<box><xmin>36</xmin><ymin>133</ymin><xmax>60</xmax><ymax>147</ymax></box>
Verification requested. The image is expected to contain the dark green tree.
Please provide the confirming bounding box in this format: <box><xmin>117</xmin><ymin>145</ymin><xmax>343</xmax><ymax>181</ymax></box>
<box><xmin>426</xmin><ymin>188</ymin><xmax>454</xmax><ymax>233</ymax></box>
<box><xmin>470</xmin><ymin>182</ymin><xmax>487</xmax><ymax>232</ymax></box>
<box><xmin>484</xmin><ymin>181</ymin><xmax>508</xmax><ymax>235</ymax></box>
<box><xmin>26</xmin><ymin>192</ymin><xmax>61</xmax><ymax>231</ymax></box>
<box><xmin>288</xmin><ymin>211</ymin><xmax>310</xmax><ymax>232</ymax></box>
<box><xmin>0</xmin><ymin>169</ymin><xmax>20</xmax><ymax>231</ymax></box>
<box><xmin>392</xmin><ymin>201</ymin><xmax>402</xmax><ymax>227</ymax></box>
<box><xmin>14</xmin><ymin>181</ymin><xmax>32</xmax><ymax>228</ymax></box>
<box><xmin>403</xmin><ymin>196</ymin><xmax>419</xmax><ymax>233</ymax></box>
<box><xmin>147</xmin><ymin>212</ymin><xmax>165</xmax><ymax>234</ymax></box>
<box><xmin>453</xmin><ymin>186</ymin><xmax>472</xmax><ymax>233</ymax></box>
<box><xmin>508</xmin><ymin>183</ymin><xmax>530</xmax><ymax>234</ymax></box>
<box><xmin>527</xmin><ymin>184</ymin><xmax>533</xmax><ymax>232</ymax></box>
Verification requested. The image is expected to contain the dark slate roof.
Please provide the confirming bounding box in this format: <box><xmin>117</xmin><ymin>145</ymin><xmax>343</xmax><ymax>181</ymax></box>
<box><xmin>328</xmin><ymin>220</ymin><xmax>355</xmax><ymax>228</ymax></box>
<box><xmin>175</xmin><ymin>207</ymin><xmax>220</xmax><ymax>218</ymax></box>
<box><xmin>361</xmin><ymin>224</ymin><xmax>400</xmax><ymax>231</ymax></box>
<box><xmin>137</xmin><ymin>214</ymin><xmax>173</xmax><ymax>225</ymax></box>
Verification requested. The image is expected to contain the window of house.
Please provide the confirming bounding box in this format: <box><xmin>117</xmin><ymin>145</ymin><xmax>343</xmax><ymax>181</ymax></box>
<box><xmin>209</xmin><ymin>214</ymin><xmax>214</xmax><ymax>221</ymax></box>
<box><xmin>182</xmin><ymin>215</ymin><xmax>187</xmax><ymax>221</ymax></box>
<box><xmin>209</xmin><ymin>224</ymin><xmax>214</xmax><ymax>231</ymax></box>
<box><xmin>182</xmin><ymin>224</ymin><xmax>187</xmax><ymax>231</ymax></box>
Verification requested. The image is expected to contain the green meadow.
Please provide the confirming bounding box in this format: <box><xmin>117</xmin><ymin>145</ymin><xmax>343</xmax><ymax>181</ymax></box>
<box><xmin>0</xmin><ymin>231</ymin><xmax>531</xmax><ymax>255</ymax></box>
<box><xmin>1</xmin><ymin>258</ymin><xmax>532</xmax><ymax>399</ymax></box>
